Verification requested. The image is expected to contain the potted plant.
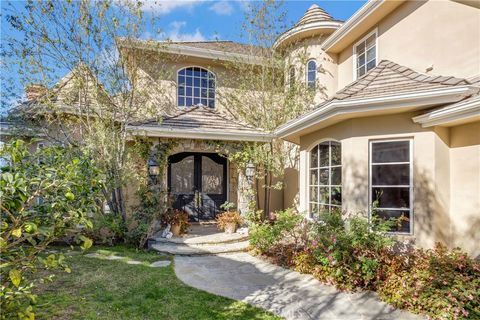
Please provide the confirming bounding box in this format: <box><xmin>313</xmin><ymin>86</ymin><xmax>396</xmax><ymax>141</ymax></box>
<box><xmin>216</xmin><ymin>202</ymin><xmax>243</xmax><ymax>234</ymax></box>
<box><xmin>164</xmin><ymin>208</ymin><xmax>189</xmax><ymax>236</ymax></box>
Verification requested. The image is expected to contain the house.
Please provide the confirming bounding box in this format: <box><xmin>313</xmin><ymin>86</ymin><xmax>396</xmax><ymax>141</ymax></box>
<box><xmin>275</xmin><ymin>0</ymin><xmax>480</xmax><ymax>257</ymax></box>
<box><xmin>4</xmin><ymin>0</ymin><xmax>479</xmax><ymax>256</ymax></box>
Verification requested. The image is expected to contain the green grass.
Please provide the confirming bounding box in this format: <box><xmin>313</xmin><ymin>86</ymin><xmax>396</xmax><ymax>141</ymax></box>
<box><xmin>34</xmin><ymin>246</ymin><xmax>281</xmax><ymax>320</ymax></box>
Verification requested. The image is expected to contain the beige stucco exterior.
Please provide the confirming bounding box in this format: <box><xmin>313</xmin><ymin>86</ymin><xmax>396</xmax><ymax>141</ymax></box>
<box><xmin>337</xmin><ymin>0</ymin><xmax>480</xmax><ymax>90</ymax></box>
<box><xmin>297</xmin><ymin>113</ymin><xmax>479</xmax><ymax>256</ymax></box>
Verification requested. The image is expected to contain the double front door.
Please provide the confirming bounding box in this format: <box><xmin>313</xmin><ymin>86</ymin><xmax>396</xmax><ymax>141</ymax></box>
<box><xmin>168</xmin><ymin>152</ymin><xmax>227</xmax><ymax>221</ymax></box>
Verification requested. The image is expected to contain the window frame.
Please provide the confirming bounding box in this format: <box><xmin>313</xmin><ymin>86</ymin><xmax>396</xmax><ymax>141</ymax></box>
<box><xmin>177</xmin><ymin>66</ymin><xmax>216</xmax><ymax>108</ymax></box>
<box><xmin>306</xmin><ymin>59</ymin><xmax>317</xmax><ymax>90</ymax></box>
<box><xmin>368</xmin><ymin>138</ymin><xmax>414</xmax><ymax>235</ymax></box>
<box><xmin>352</xmin><ymin>28</ymin><xmax>378</xmax><ymax>80</ymax></box>
<box><xmin>307</xmin><ymin>140</ymin><xmax>342</xmax><ymax>218</ymax></box>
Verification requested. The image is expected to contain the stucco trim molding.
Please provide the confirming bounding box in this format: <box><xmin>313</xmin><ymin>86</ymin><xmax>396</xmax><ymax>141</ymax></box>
<box><xmin>127</xmin><ymin>126</ymin><xmax>274</xmax><ymax>142</ymax></box>
<box><xmin>412</xmin><ymin>95</ymin><xmax>480</xmax><ymax>127</ymax></box>
<box><xmin>274</xmin><ymin>20</ymin><xmax>343</xmax><ymax>49</ymax></box>
<box><xmin>276</xmin><ymin>86</ymin><xmax>474</xmax><ymax>138</ymax></box>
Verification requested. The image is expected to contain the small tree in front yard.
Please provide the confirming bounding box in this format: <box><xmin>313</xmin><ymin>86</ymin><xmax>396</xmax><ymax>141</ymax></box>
<box><xmin>218</xmin><ymin>1</ymin><xmax>322</xmax><ymax>217</ymax></box>
<box><xmin>2</xmin><ymin>0</ymin><xmax>173</xmax><ymax>224</ymax></box>
<box><xmin>0</xmin><ymin>139</ymin><xmax>104</xmax><ymax>319</ymax></box>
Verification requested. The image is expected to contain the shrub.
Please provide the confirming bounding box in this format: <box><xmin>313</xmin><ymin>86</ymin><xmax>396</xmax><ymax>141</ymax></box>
<box><xmin>0</xmin><ymin>140</ymin><xmax>104</xmax><ymax>319</ymax></box>
<box><xmin>249</xmin><ymin>208</ymin><xmax>304</xmax><ymax>253</ymax></box>
<box><xmin>298</xmin><ymin>211</ymin><xmax>395</xmax><ymax>290</ymax></box>
<box><xmin>378</xmin><ymin>243</ymin><xmax>480</xmax><ymax>320</ymax></box>
<box><xmin>216</xmin><ymin>211</ymin><xmax>243</xmax><ymax>231</ymax></box>
<box><xmin>163</xmin><ymin>208</ymin><xmax>189</xmax><ymax>234</ymax></box>
<box><xmin>85</xmin><ymin>212</ymin><xmax>125</xmax><ymax>245</ymax></box>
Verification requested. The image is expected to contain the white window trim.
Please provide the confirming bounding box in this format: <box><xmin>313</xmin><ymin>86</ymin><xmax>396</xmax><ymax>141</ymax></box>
<box><xmin>307</xmin><ymin>139</ymin><xmax>342</xmax><ymax>218</ymax></box>
<box><xmin>306</xmin><ymin>59</ymin><xmax>317</xmax><ymax>89</ymax></box>
<box><xmin>176</xmin><ymin>66</ymin><xmax>217</xmax><ymax>108</ymax></box>
<box><xmin>352</xmin><ymin>28</ymin><xmax>378</xmax><ymax>80</ymax></box>
<box><xmin>368</xmin><ymin>138</ymin><xmax>414</xmax><ymax>235</ymax></box>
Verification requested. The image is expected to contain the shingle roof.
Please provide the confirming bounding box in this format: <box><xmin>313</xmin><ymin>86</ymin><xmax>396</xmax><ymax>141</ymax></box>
<box><xmin>131</xmin><ymin>106</ymin><xmax>267</xmax><ymax>136</ymax></box>
<box><xmin>165</xmin><ymin>40</ymin><xmax>268</xmax><ymax>57</ymax></box>
<box><xmin>333</xmin><ymin>60</ymin><xmax>471</xmax><ymax>101</ymax></box>
<box><xmin>296</xmin><ymin>4</ymin><xmax>337</xmax><ymax>26</ymax></box>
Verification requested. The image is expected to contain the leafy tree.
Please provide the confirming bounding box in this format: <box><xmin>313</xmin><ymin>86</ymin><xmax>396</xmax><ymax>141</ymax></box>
<box><xmin>2</xmin><ymin>0</ymin><xmax>173</xmax><ymax>222</ymax></box>
<box><xmin>218</xmin><ymin>1</ymin><xmax>322</xmax><ymax>217</ymax></box>
<box><xmin>0</xmin><ymin>139</ymin><xmax>104</xmax><ymax>319</ymax></box>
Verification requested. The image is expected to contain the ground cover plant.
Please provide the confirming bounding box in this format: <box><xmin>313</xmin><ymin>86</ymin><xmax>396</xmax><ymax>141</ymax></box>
<box><xmin>249</xmin><ymin>209</ymin><xmax>480</xmax><ymax>320</ymax></box>
<box><xmin>33</xmin><ymin>245</ymin><xmax>281</xmax><ymax>320</ymax></box>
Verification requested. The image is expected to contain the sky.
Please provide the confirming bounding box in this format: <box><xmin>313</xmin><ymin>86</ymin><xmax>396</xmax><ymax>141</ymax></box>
<box><xmin>133</xmin><ymin>0</ymin><xmax>367</xmax><ymax>42</ymax></box>
<box><xmin>0</xmin><ymin>0</ymin><xmax>367</xmax><ymax>110</ymax></box>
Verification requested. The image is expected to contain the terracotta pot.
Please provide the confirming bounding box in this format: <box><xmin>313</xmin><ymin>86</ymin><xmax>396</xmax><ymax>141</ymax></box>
<box><xmin>224</xmin><ymin>222</ymin><xmax>237</xmax><ymax>234</ymax></box>
<box><xmin>171</xmin><ymin>223</ymin><xmax>181</xmax><ymax>236</ymax></box>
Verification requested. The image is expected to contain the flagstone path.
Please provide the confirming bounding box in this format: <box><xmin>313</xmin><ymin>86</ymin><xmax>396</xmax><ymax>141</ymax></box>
<box><xmin>174</xmin><ymin>252</ymin><xmax>424</xmax><ymax>320</ymax></box>
<box><xmin>85</xmin><ymin>252</ymin><xmax>171</xmax><ymax>268</ymax></box>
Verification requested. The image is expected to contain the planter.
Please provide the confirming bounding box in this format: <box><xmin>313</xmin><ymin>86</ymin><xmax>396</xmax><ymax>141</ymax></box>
<box><xmin>224</xmin><ymin>222</ymin><xmax>237</xmax><ymax>234</ymax></box>
<box><xmin>171</xmin><ymin>223</ymin><xmax>181</xmax><ymax>236</ymax></box>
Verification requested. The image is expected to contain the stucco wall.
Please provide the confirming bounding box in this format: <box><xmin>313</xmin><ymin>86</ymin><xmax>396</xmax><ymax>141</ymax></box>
<box><xmin>284</xmin><ymin>36</ymin><xmax>338</xmax><ymax>103</ymax></box>
<box><xmin>449</xmin><ymin>121</ymin><xmax>480</xmax><ymax>257</ymax></box>
<box><xmin>337</xmin><ymin>0</ymin><xmax>480</xmax><ymax>90</ymax></box>
<box><xmin>297</xmin><ymin>113</ymin><xmax>479</xmax><ymax>255</ymax></box>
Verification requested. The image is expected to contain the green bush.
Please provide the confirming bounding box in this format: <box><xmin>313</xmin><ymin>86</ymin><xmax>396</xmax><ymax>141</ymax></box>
<box><xmin>299</xmin><ymin>211</ymin><xmax>395</xmax><ymax>290</ymax></box>
<box><xmin>0</xmin><ymin>140</ymin><xmax>104</xmax><ymax>319</ymax></box>
<box><xmin>249</xmin><ymin>208</ymin><xmax>304</xmax><ymax>253</ymax></box>
<box><xmin>378</xmin><ymin>243</ymin><xmax>480</xmax><ymax>320</ymax></box>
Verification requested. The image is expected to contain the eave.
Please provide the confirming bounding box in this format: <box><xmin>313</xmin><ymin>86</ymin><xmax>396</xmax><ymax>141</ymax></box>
<box><xmin>412</xmin><ymin>95</ymin><xmax>480</xmax><ymax>127</ymax></box>
<box><xmin>117</xmin><ymin>39</ymin><xmax>267</xmax><ymax>66</ymax></box>
<box><xmin>276</xmin><ymin>86</ymin><xmax>474</xmax><ymax>144</ymax></box>
<box><xmin>127</xmin><ymin>126</ymin><xmax>274</xmax><ymax>142</ymax></box>
<box><xmin>321</xmin><ymin>0</ymin><xmax>405</xmax><ymax>53</ymax></box>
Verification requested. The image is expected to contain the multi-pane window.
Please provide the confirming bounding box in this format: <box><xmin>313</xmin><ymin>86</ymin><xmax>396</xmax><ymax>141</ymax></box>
<box><xmin>309</xmin><ymin>141</ymin><xmax>342</xmax><ymax>217</ymax></box>
<box><xmin>177</xmin><ymin>67</ymin><xmax>215</xmax><ymax>108</ymax></box>
<box><xmin>307</xmin><ymin>60</ymin><xmax>316</xmax><ymax>90</ymax></box>
<box><xmin>370</xmin><ymin>139</ymin><xmax>413</xmax><ymax>233</ymax></box>
<box><xmin>355</xmin><ymin>31</ymin><xmax>376</xmax><ymax>79</ymax></box>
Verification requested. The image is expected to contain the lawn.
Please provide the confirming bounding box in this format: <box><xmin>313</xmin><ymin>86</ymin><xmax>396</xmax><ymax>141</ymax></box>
<box><xmin>34</xmin><ymin>246</ymin><xmax>281</xmax><ymax>320</ymax></box>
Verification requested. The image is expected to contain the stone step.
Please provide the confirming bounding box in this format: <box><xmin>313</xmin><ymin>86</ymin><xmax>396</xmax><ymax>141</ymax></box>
<box><xmin>152</xmin><ymin>233</ymin><xmax>249</xmax><ymax>245</ymax></box>
<box><xmin>150</xmin><ymin>240</ymin><xmax>250</xmax><ymax>256</ymax></box>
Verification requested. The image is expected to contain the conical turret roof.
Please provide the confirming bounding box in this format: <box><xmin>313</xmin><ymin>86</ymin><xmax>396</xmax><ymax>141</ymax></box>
<box><xmin>296</xmin><ymin>4</ymin><xmax>334</xmax><ymax>26</ymax></box>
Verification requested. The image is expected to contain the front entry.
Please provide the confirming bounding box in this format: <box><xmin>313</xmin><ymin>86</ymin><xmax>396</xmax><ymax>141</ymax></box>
<box><xmin>168</xmin><ymin>152</ymin><xmax>227</xmax><ymax>221</ymax></box>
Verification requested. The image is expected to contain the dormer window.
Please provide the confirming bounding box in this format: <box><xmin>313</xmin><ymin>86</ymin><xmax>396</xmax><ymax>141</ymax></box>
<box><xmin>354</xmin><ymin>29</ymin><xmax>377</xmax><ymax>79</ymax></box>
<box><xmin>177</xmin><ymin>67</ymin><xmax>215</xmax><ymax>108</ymax></box>
<box><xmin>307</xmin><ymin>59</ymin><xmax>316</xmax><ymax>90</ymax></box>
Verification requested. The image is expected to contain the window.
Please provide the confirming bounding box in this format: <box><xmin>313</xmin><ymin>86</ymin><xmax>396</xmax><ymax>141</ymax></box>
<box><xmin>369</xmin><ymin>139</ymin><xmax>413</xmax><ymax>233</ymax></box>
<box><xmin>306</xmin><ymin>60</ymin><xmax>316</xmax><ymax>90</ymax></box>
<box><xmin>309</xmin><ymin>141</ymin><xmax>341</xmax><ymax>217</ymax></box>
<box><xmin>354</xmin><ymin>29</ymin><xmax>377</xmax><ymax>79</ymax></box>
<box><xmin>289</xmin><ymin>67</ymin><xmax>295</xmax><ymax>86</ymax></box>
<box><xmin>177</xmin><ymin>67</ymin><xmax>215</xmax><ymax>108</ymax></box>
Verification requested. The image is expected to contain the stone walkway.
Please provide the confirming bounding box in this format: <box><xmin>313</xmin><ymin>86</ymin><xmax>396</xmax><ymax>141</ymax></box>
<box><xmin>175</xmin><ymin>253</ymin><xmax>423</xmax><ymax>320</ymax></box>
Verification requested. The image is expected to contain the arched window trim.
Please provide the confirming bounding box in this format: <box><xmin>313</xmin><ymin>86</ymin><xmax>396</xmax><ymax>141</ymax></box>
<box><xmin>306</xmin><ymin>59</ymin><xmax>317</xmax><ymax>90</ymax></box>
<box><xmin>308</xmin><ymin>139</ymin><xmax>342</xmax><ymax>218</ymax></box>
<box><xmin>177</xmin><ymin>66</ymin><xmax>216</xmax><ymax>108</ymax></box>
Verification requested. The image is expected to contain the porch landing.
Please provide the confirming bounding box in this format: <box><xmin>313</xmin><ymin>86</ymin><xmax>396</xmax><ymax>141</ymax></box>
<box><xmin>149</xmin><ymin>223</ymin><xmax>249</xmax><ymax>255</ymax></box>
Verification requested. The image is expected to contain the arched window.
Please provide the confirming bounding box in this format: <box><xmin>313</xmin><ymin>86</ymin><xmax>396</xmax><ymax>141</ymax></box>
<box><xmin>289</xmin><ymin>67</ymin><xmax>295</xmax><ymax>86</ymax></box>
<box><xmin>177</xmin><ymin>67</ymin><xmax>215</xmax><ymax>108</ymax></box>
<box><xmin>309</xmin><ymin>141</ymin><xmax>341</xmax><ymax>217</ymax></box>
<box><xmin>307</xmin><ymin>60</ymin><xmax>316</xmax><ymax>90</ymax></box>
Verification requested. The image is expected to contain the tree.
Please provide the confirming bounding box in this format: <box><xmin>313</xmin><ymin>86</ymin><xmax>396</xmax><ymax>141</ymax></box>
<box><xmin>0</xmin><ymin>139</ymin><xmax>104</xmax><ymax>319</ymax></box>
<box><xmin>218</xmin><ymin>1</ymin><xmax>322</xmax><ymax>217</ymax></box>
<box><xmin>2</xmin><ymin>0</ymin><xmax>173</xmax><ymax>223</ymax></box>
